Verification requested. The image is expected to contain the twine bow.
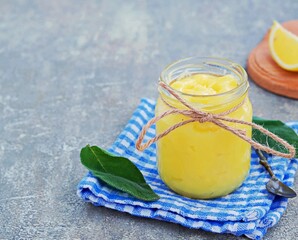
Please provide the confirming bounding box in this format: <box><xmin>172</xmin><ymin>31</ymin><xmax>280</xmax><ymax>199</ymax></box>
<box><xmin>136</xmin><ymin>81</ymin><xmax>296</xmax><ymax>159</ymax></box>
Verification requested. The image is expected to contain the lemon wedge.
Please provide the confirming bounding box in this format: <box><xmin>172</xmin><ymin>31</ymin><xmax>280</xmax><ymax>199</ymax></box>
<box><xmin>269</xmin><ymin>21</ymin><xmax>298</xmax><ymax>72</ymax></box>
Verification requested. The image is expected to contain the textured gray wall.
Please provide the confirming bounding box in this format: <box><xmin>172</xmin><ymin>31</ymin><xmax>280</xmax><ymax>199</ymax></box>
<box><xmin>0</xmin><ymin>0</ymin><xmax>298</xmax><ymax>239</ymax></box>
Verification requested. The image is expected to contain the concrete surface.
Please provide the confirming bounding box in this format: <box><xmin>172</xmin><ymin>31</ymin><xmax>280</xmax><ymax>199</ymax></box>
<box><xmin>0</xmin><ymin>0</ymin><xmax>298</xmax><ymax>239</ymax></box>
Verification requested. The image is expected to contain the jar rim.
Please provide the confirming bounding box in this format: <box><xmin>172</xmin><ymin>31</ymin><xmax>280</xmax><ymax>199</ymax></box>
<box><xmin>159</xmin><ymin>56</ymin><xmax>249</xmax><ymax>98</ymax></box>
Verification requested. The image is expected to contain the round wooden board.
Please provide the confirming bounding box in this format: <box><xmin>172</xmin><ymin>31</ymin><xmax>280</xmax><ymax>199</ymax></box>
<box><xmin>247</xmin><ymin>20</ymin><xmax>298</xmax><ymax>99</ymax></box>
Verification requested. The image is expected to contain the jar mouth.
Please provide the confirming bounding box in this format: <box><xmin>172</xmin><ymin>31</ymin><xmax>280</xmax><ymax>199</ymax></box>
<box><xmin>159</xmin><ymin>56</ymin><xmax>249</xmax><ymax>98</ymax></box>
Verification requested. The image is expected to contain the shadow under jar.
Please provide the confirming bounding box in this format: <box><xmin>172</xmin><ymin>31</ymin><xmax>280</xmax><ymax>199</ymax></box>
<box><xmin>155</xmin><ymin>57</ymin><xmax>253</xmax><ymax>199</ymax></box>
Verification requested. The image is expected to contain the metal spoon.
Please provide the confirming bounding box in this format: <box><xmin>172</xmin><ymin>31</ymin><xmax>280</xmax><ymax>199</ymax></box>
<box><xmin>255</xmin><ymin>149</ymin><xmax>297</xmax><ymax>198</ymax></box>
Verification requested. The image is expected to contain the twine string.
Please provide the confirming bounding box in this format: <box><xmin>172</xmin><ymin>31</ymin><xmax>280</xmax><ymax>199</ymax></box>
<box><xmin>135</xmin><ymin>81</ymin><xmax>296</xmax><ymax>159</ymax></box>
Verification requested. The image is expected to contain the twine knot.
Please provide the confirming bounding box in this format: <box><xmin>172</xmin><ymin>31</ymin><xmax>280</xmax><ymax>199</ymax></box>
<box><xmin>198</xmin><ymin>113</ymin><xmax>213</xmax><ymax>123</ymax></box>
<box><xmin>135</xmin><ymin>81</ymin><xmax>296</xmax><ymax>159</ymax></box>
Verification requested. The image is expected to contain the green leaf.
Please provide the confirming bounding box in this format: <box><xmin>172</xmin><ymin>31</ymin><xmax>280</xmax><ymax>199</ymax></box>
<box><xmin>80</xmin><ymin>145</ymin><xmax>160</xmax><ymax>201</ymax></box>
<box><xmin>252</xmin><ymin>116</ymin><xmax>298</xmax><ymax>158</ymax></box>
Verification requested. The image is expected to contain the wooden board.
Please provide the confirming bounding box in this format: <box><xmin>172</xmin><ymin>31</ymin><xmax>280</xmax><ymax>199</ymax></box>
<box><xmin>247</xmin><ymin>20</ymin><xmax>298</xmax><ymax>99</ymax></box>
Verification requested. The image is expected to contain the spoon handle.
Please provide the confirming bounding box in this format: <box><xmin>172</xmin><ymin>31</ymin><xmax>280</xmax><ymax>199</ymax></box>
<box><xmin>255</xmin><ymin>149</ymin><xmax>275</xmax><ymax>178</ymax></box>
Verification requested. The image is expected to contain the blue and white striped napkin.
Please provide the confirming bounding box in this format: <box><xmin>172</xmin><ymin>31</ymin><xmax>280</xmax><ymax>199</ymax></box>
<box><xmin>77</xmin><ymin>98</ymin><xmax>298</xmax><ymax>240</ymax></box>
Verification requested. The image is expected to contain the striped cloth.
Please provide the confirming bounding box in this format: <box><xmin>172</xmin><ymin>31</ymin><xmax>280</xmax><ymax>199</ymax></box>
<box><xmin>77</xmin><ymin>98</ymin><xmax>298</xmax><ymax>240</ymax></box>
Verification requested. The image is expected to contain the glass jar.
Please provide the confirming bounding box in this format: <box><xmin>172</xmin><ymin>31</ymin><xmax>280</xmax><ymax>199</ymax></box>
<box><xmin>155</xmin><ymin>57</ymin><xmax>253</xmax><ymax>199</ymax></box>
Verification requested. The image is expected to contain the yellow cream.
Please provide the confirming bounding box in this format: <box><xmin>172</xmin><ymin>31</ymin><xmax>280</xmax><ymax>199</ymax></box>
<box><xmin>155</xmin><ymin>73</ymin><xmax>252</xmax><ymax>199</ymax></box>
<box><xmin>171</xmin><ymin>73</ymin><xmax>238</xmax><ymax>95</ymax></box>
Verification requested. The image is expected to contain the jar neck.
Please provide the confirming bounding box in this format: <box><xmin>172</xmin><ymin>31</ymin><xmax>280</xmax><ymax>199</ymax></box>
<box><xmin>158</xmin><ymin>57</ymin><xmax>249</xmax><ymax>112</ymax></box>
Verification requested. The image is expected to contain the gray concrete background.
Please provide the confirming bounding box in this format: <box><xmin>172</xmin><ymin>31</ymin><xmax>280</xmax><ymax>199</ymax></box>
<box><xmin>0</xmin><ymin>0</ymin><xmax>298</xmax><ymax>239</ymax></box>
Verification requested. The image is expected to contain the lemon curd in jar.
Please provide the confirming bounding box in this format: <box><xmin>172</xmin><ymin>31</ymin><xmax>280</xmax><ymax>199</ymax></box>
<box><xmin>155</xmin><ymin>57</ymin><xmax>253</xmax><ymax>199</ymax></box>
